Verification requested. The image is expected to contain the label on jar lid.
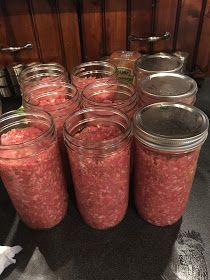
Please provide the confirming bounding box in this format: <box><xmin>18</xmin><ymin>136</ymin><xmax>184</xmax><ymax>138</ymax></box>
<box><xmin>116</xmin><ymin>67</ymin><xmax>134</xmax><ymax>83</ymax></box>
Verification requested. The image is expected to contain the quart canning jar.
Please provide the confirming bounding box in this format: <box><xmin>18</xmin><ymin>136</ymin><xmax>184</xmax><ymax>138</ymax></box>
<box><xmin>133</xmin><ymin>103</ymin><xmax>208</xmax><ymax>226</ymax></box>
<box><xmin>64</xmin><ymin>107</ymin><xmax>132</xmax><ymax>229</ymax></box>
<box><xmin>0</xmin><ymin>110</ymin><xmax>68</xmax><ymax>229</ymax></box>
<box><xmin>135</xmin><ymin>53</ymin><xmax>183</xmax><ymax>85</ymax></box>
<box><xmin>71</xmin><ymin>61</ymin><xmax>117</xmax><ymax>94</ymax></box>
<box><xmin>23</xmin><ymin>82</ymin><xmax>80</xmax><ymax>146</ymax></box>
<box><xmin>138</xmin><ymin>73</ymin><xmax>197</xmax><ymax>107</ymax></box>
<box><xmin>19</xmin><ymin>63</ymin><xmax>68</xmax><ymax>95</ymax></box>
<box><xmin>109</xmin><ymin>51</ymin><xmax>141</xmax><ymax>84</ymax></box>
<box><xmin>82</xmin><ymin>81</ymin><xmax>139</xmax><ymax>120</ymax></box>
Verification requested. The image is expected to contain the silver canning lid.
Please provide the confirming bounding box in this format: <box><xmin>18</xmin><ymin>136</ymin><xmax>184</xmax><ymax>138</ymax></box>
<box><xmin>134</xmin><ymin>102</ymin><xmax>209</xmax><ymax>152</ymax></box>
<box><xmin>140</xmin><ymin>73</ymin><xmax>197</xmax><ymax>99</ymax></box>
<box><xmin>135</xmin><ymin>54</ymin><xmax>183</xmax><ymax>74</ymax></box>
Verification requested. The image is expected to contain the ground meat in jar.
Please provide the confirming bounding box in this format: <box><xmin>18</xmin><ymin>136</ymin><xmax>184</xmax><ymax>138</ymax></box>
<box><xmin>134</xmin><ymin>141</ymin><xmax>200</xmax><ymax>226</ymax></box>
<box><xmin>23</xmin><ymin>75</ymin><xmax>66</xmax><ymax>94</ymax></box>
<box><xmin>67</xmin><ymin>125</ymin><xmax>130</xmax><ymax>229</ymax></box>
<box><xmin>0</xmin><ymin>127</ymin><xmax>68</xmax><ymax>229</ymax></box>
<box><xmin>27</xmin><ymin>91</ymin><xmax>79</xmax><ymax>145</ymax></box>
<box><xmin>73</xmin><ymin>76</ymin><xmax>97</xmax><ymax>93</ymax></box>
<box><xmin>83</xmin><ymin>92</ymin><xmax>138</xmax><ymax>120</ymax></box>
<box><xmin>73</xmin><ymin>76</ymin><xmax>117</xmax><ymax>94</ymax></box>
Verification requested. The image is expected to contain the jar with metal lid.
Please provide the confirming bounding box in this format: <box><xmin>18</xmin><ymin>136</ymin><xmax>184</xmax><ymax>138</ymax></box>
<box><xmin>133</xmin><ymin>103</ymin><xmax>208</xmax><ymax>226</ymax></box>
<box><xmin>135</xmin><ymin>54</ymin><xmax>183</xmax><ymax>84</ymax></box>
<box><xmin>0</xmin><ymin>110</ymin><xmax>68</xmax><ymax>229</ymax></box>
<box><xmin>71</xmin><ymin>61</ymin><xmax>117</xmax><ymax>94</ymax></box>
<box><xmin>109</xmin><ymin>51</ymin><xmax>141</xmax><ymax>84</ymax></box>
<box><xmin>138</xmin><ymin>73</ymin><xmax>197</xmax><ymax>107</ymax></box>
<box><xmin>64</xmin><ymin>107</ymin><xmax>132</xmax><ymax>229</ymax></box>
<box><xmin>19</xmin><ymin>63</ymin><xmax>68</xmax><ymax>95</ymax></box>
<box><xmin>82</xmin><ymin>81</ymin><xmax>139</xmax><ymax>120</ymax></box>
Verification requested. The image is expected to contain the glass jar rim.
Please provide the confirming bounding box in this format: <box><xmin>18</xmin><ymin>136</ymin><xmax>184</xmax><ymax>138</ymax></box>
<box><xmin>71</xmin><ymin>60</ymin><xmax>117</xmax><ymax>78</ymax></box>
<box><xmin>82</xmin><ymin>81</ymin><xmax>137</xmax><ymax>109</ymax></box>
<box><xmin>0</xmin><ymin>110</ymin><xmax>55</xmax><ymax>150</ymax></box>
<box><xmin>19</xmin><ymin>63</ymin><xmax>67</xmax><ymax>84</ymax></box>
<box><xmin>133</xmin><ymin>102</ymin><xmax>209</xmax><ymax>152</ymax></box>
<box><xmin>23</xmin><ymin>82</ymin><xmax>79</xmax><ymax>112</ymax></box>
<box><xmin>64</xmin><ymin>107</ymin><xmax>132</xmax><ymax>151</ymax></box>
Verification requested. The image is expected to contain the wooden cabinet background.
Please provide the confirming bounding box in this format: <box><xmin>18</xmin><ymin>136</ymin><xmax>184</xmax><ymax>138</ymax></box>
<box><xmin>0</xmin><ymin>0</ymin><xmax>210</xmax><ymax>75</ymax></box>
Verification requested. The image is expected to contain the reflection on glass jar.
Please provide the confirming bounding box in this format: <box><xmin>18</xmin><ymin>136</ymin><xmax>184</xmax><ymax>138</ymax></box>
<box><xmin>22</xmin><ymin>82</ymin><xmax>80</xmax><ymax>146</ymax></box>
<box><xmin>19</xmin><ymin>63</ymin><xmax>68</xmax><ymax>95</ymax></box>
<box><xmin>71</xmin><ymin>61</ymin><xmax>117</xmax><ymax>94</ymax></box>
<box><xmin>82</xmin><ymin>81</ymin><xmax>139</xmax><ymax>120</ymax></box>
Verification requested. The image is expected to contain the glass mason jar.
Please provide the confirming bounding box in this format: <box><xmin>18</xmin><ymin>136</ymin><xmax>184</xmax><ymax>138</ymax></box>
<box><xmin>82</xmin><ymin>81</ymin><xmax>139</xmax><ymax>120</ymax></box>
<box><xmin>0</xmin><ymin>110</ymin><xmax>68</xmax><ymax>229</ymax></box>
<box><xmin>138</xmin><ymin>73</ymin><xmax>197</xmax><ymax>107</ymax></box>
<box><xmin>135</xmin><ymin>54</ymin><xmax>183</xmax><ymax>86</ymax></box>
<box><xmin>71</xmin><ymin>61</ymin><xmax>117</xmax><ymax>94</ymax></box>
<box><xmin>22</xmin><ymin>82</ymin><xmax>80</xmax><ymax>146</ymax></box>
<box><xmin>19</xmin><ymin>63</ymin><xmax>68</xmax><ymax>95</ymax></box>
<box><xmin>109</xmin><ymin>51</ymin><xmax>141</xmax><ymax>84</ymax></box>
<box><xmin>64</xmin><ymin>107</ymin><xmax>132</xmax><ymax>229</ymax></box>
<box><xmin>133</xmin><ymin>102</ymin><xmax>208</xmax><ymax>226</ymax></box>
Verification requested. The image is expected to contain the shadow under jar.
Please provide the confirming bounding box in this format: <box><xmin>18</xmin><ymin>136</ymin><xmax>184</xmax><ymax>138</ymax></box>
<box><xmin>19</xmin><ymin>63</ymin><xmax>68</xmax><ymax>95</ymax></box>
<box><xmin>138</xmin><ymin>73</ymin><xmax>197</xmax><ymax>107</ymax></box>
<box><xmin>71</xmin><ymin>61</ymin><xmax>117</xmax><ymax>94</ymax></box>
<box><xmin>64</xmin><ymin>107</ymin><xmax>132</xmax><ymax>229</ymax></box>
<box><xmin>82</xmin><ymin>81</ymin><xmax>139</xmax><ymax>120</ymax></box>
<box><xmin>0</xmin><ymin>110</ymin><xmax>68</xmax><ymax>229</ymax></box>
<box><xmin>133</xmin><ymin>103</ymin><xmax>208</xmax><ymax>226</ymax></box>
<box><xmin>23</xmin><ymin>82</ymin><xmax>80</xmax><ymax>147</ymax></box>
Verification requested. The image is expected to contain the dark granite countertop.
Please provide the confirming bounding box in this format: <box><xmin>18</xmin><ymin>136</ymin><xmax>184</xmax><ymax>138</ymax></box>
<box><xmin>0</xmin><ymin>79</ymin><xmax>210</xmax><ymax>280</ymax></box>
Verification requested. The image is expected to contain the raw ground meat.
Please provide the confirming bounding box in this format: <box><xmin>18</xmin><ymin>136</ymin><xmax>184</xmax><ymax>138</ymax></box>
<box><xmin>75</xmin><ymin>125</ymin><xmax>122</xmax><ymax>141</ymax></box>
<box><xmin>73</xmin><ymin>76</ymin><xmax>97</xmax><ymax>92</ymax></box>
<box><xmin>24</xmin><ymin>86</ymin><xmax>80</xmax><ymax>146</ymax></box>
<box><xmin>0</xmin><ymin>127</ymin><xmax>68</xmax><ymax>229</ymax></box>
<box><xmin>22</xmin><ymin>75</ymin><xmax>67</xmax><ymax>95</ymax></box>
<box><xmin>134</xmin><ymin>141</ymin><xmax>200</xmax><ymax>226</ymax></box>
<box><xmin>82</xmin><ymin>89</ymin><xmax>138</xmax><ymax>120</ymax></box>
<box><xmin>72</xmin><ymin>76</ymin><xmax>117</xmax><ymax>94</ymax></box>
<box><xmin>1</xmin><ymin>127</ymin><xmax>42</xmax><ymax>145</ymax></box>
<box><xmin>67</xmin><ymin>124</ymin><xmax>131</xmax><ymax>229</ymax></box>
